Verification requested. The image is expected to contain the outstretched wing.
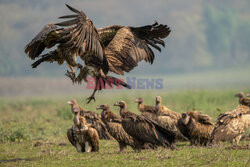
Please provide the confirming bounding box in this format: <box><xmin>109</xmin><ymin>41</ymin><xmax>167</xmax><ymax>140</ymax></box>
<box><xmin>56</xmin><ymin>4</ymin><xmax>104</xmax><ymax>61</ymax></box>
<box><xmin>105</xmin><ymin>22</ymin><xmax>171</xmax><ymax>75</ymax></box>
<box><xmin>24</xmin><ymin>23</ymin><xmax>61</xmax><ymax>60</ymax></box>
<box><xmin>97</xmin><ymin>25</ymin><xmax>124</xmax><ymax>47</ymax></box>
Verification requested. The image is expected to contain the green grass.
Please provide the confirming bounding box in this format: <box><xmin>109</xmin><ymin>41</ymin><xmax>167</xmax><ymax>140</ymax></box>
<box><xmin>0</xmin><ymin>89</ymin><xmax>249</xmax><ymax>167</ymax></box>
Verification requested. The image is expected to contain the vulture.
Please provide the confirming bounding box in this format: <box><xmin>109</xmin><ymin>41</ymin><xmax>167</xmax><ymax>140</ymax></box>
<box><xmin>178</xmin><ymin>111</ymin><xmax>214</xmax><ymax>146</ymax></box>
<box><xmin>154</xmin><ymin>96</ymin><xmax>187</xmax><ymax>141</ymax></box>
<box><xmin>68</xmin><ymin>99</ymin><xmax>113</xmax><ymax>140</ymax></box>
<box><xmin>134</xmin><ymin>97</ymin><xmax>157</xmax><ymax>120</ymax></box>
<box><xmin>210</xmin><ymin>105</ymin><xmax>250</xmax><ymax>145</ymax></box>
<box><xmin>235</xmin><ymin>92</ymin><xmax>250</xmax><ymax>107</ymax></box>
<box><xmin>67</xmin><ymin>109</ymin><xmax>99</xmax><ymax>152</ymax></box>
<box><xmin>97</xmin><ymin>104</ymin><xmax>136</xmax><ymax>152</ymax></box>
<box><xmin>24</xmin><ymin>4</ymin><xmax>171</xmax><ymax>103</ymax></box>
<box><xmin>97</xmin><ymin>104</ymin><xmax>156</xmax><ymax>151</ymax></box>
<box><xmin>114</xmin><ymin>100</ymin><xmax>176</xmax><ymax>152</ymax></box>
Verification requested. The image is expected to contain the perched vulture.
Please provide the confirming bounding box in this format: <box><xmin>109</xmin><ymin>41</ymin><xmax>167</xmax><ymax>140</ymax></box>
<box><xmin>97</xmin><ymin>104</ymin><xmax>136</xmax><ymax>151</ymax></box>
<box><xmin>134</xmin><ymin>97</ymin><xmax>157</xmax><ymax>120</ymax></box>
<box><xmin>178</xmin><ymin>111</ymin><xmax>214</xmax><ymax>146</ymax></box>
<box><xmin>235</xmin><ymin>92</ymin><xmax>250</xmax><ymax>107</ymax></box>
<box><xmin>97</xmin><ymin>104</ymin><xmax>156</xmax><ymax>151</ymax></box>
<box><xmin>210</xmin><ymin>105</ymin><xmax>250</xmax><ymax>145</ymax></box>
<box><xmin>68</xmin><ymin>99</ymin><xmax>113</xmax><ymax>140</ymax></box>
<box><xmin>67</xmin><ymin>110</ymin><xmax>99</xmax><ymax>152</ymax></box>
<box><xmin>154</xmin><ymin>96</ymin><xmax>187</xmax><ymax>141</ymax></box>
<box><xmin>25</xmin><ymin>4</ymin><xmax>171</xmax><ymax>103</ymax></box>
<box><xmin>114</xmin><ymin>100</ymin><xmax>176</xmax><ymax>152</ymax></box>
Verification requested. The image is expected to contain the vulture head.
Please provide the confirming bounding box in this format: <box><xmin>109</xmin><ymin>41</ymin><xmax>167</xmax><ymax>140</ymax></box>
<box><xmin>114</xmin><ymin>101</ymin><xmax>127</xmax><ymax>117</ymax></box>
<box><xmin>68</xmin><ymin>99</ymin><xmax>77</xmax><ymax>105</ymax></box>
<box><xmin>156</xmin><ymin>96</ymin><xmax>162</xmax><ymax>104</ymax></box>
<box><xmin>96</xmin><ymin>104</ymin><xmax>109</xmax><ymax>111</ymax></box>
<box><xmin>114</xmin><ymin>101</ymin><xmax>126</xmax><ymax>108</ymax></box>
<box><xmin>68</xmin><ymin>99</ymin><xmax>80</xmax><ymax>114</ymax></box>
<box><xmin>97</xmin><ymin>104</ymin><xmax>110</xmax><ymax>121</ymax></box>
<box><xmin>134</xmin><ymin>97</ymin><xmax>144</xmax><ymax>104</ymax></box>
<box><xmin>247</xmin><ymin>93</ymin><xmax>250</xmax><ymax>97</ymax></box>
<box><xmin>181</xmin><ymin>113</ymin><xmax>190</xmax><ymax>125</ymax></box>
<box><xmin>234</xmin><ymin>92</ymin><xmax>244</xmax><ymax>98</ymax></box>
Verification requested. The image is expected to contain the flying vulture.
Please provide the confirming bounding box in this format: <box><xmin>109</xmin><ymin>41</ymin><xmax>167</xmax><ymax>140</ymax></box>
<box><xmin>235</xmin><ymin>92</ymin><xmax>250</xmax><ymax>107</ymax></box>
<box><xmin>210</xmin><ymin>105</ymin><xmax>250</xmax><ymax>145</ymax></box>
<box><xmin>178</xmin><ymin>111</ymin><xmax>214</xmax><ymax>146</ymax></box>
<box><xmin>68</xmin><ymin>99</ymin><xmax>113</xmax><ymax>140</ymax></box>
<box><xmin>24</xmin><ymin>4</ymin><xmax>171</xmax><ymax>103</ymax></box>
<box><xmin>114</xmin><ymin>100</ymin><xmax>176</xmax><ymax>152</ymax></box>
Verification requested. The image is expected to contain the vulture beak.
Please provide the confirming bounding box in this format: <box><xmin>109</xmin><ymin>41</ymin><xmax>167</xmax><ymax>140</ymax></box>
<box><xmin>134</xmin><ymin>99</ymin><xmax>139</xmax><ymax>103</ymax></box>
<box><xmin>68</xmin><ymin>101</ymin><xmax>73</xmax><ymax>105</ymax></box>
<box><xmin>96</xmin><ymin>106</ymin><xmax>103</xmax><ymax>110</ymax></box>
<box><xmin>114</xmin><ymin>102</ymin><xmax>120</xmax><ymax>106</ymax></box>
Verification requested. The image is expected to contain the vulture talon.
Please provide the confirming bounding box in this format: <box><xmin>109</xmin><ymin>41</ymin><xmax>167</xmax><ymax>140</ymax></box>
<box><xmin>86</xmin><ymin>96</ymin><xmax>96</xmax><ymax>104</ymax></box>
<box><xmin>65</xmin><ymin>70</ymin><xmax>76</xmax><ymax>83</ymax></box>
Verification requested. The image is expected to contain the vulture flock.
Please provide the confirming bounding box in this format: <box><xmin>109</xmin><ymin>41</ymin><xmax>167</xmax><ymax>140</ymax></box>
<box><xmin>24</xmin><ymin>5</ymin><xmax>249</xmax><ymax>153</ymax></box>
<box><xmin>66</xmin><ymin>92</ymin><xmax>249</xmax><ymax>153</ymax></box>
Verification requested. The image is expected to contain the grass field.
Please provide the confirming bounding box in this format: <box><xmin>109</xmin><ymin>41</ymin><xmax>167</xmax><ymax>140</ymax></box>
<box><xmin>0</xmin><ymin>89</ymin><xmax>250</xmax><ymax>167</ymax></box>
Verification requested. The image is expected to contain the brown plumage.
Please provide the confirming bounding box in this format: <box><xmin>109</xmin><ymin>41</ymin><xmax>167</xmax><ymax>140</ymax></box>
<box><xmin>210</xmin><ymin>105</ymin><xmax>250</xmax><ymax>145</ymax></box>
<box><xmin>154</xmin><ymin>96</ymin><xmax>187</xmax><ymax>141</ymax></box>
<box><xmin>114</xmin><ymin>100</ymin><xmax>176</xmax><ymax>152</ymax></box>
<box><xmin>67</xmin><ymin>108</ymin><xmax>99</xmax><ymax>152</ymax></box>
<box><xmin>178</xmin><ymin>111</ymin><xmax>214</xmax><ymax>146</ymax></box>
<box><xmin>235</xmin><ymin>92</ymin><xmax>250</xmax><ymax>107</ymax></box>
<box><xmin>97</xmin><ymin>104</ymin><xmax>135</xmax><ymax>152</ymax></box>
<box><xmin>134</xmin><ymin>97</ymin><xmax>157</xmax><ymax>120</ymax></box>
<box><xmin>155</xmin><ymin>96</ymin><xmax>181</xmax><ymax>120</ymax></box>
<box><xmin>97</xmin><ymin>104</ymin><xmax>156</xmax><ymax>151</ymax></box>
<box><xmin>68</xmin><ymin>99</ymin><xmax>113</xmax><ymax>140</ymax></box>
<box><xmin>25</xmin><ymin>4</ymin><xmax>171</xmax><ymax>103</ymax></box>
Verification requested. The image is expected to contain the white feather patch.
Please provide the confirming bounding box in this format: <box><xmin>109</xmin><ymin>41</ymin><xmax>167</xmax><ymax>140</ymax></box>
<box><xmin>85</xmin><ymin>141</ymin><xmax>92</xmax><ymax>152</ymax></box>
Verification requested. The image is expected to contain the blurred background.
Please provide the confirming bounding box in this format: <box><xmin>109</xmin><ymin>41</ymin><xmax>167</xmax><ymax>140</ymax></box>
<box><xmin>0</xmin><ymin>0</ymin><xmax>249</xmax><ymax>97</ymax></box>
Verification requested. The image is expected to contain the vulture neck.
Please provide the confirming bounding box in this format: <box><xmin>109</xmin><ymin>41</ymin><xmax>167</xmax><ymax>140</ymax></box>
<box><xmin>239</xmin><ymin>96</ymin><xmax>244</xmax><ymax>104</ymax></box>
<box><xmin>155</xmin><ymin>101</ymin><xmax>161</xmax><ymax>112</ymax></box>
<box><xmin>73</xmin><ymin>112</ymin><xmax>80</xmax><ymax>128</ymax></box>
<box><xmin>105</xmin><ymin>106</ymin><xmax>110</xmax><ymax>112</ymax></box>
<box><xmin>120</xmin><ymin>105</ymin><xmax>128</xmax><ymax>118</ymax></box>
<box><xmin>138</xmin><ymin>101</ymin><xmax>144</xmax><ymax>111</ymax></box>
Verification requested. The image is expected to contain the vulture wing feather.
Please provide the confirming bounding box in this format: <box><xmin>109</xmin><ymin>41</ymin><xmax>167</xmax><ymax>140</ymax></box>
<box><xmin>55</xmin><ymin>4</ymin><xmax>104</xmax><ymax>61</ymax></box>
<box><xmin>105</xmin><ymin>22</ymin><xmax>170</xmax><ymax>75</ymax></box>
